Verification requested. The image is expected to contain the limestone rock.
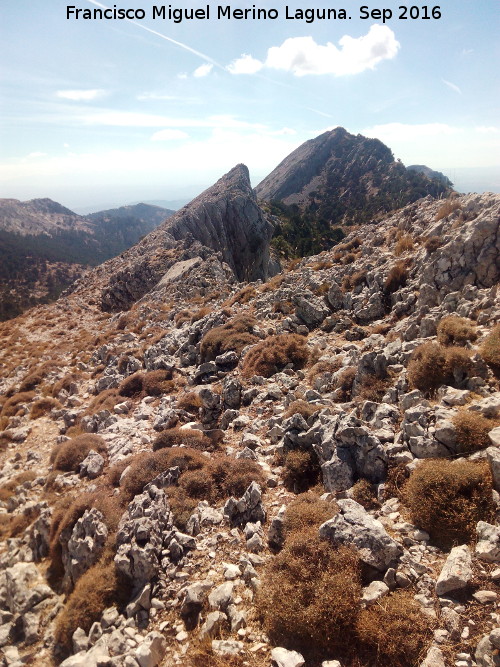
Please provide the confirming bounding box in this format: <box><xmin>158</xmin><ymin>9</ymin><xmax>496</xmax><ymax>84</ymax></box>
<box><xmin>319</xmin><ymin>499</ymin><xmax>402</xmax><ymax>572</ymax></box>
<box><xmin>435</xmin><ymin>545</ymin><xmax>473</xmax><ymax>596</ymax></box>
<box><xmin>271</xmin><ymin>647</ymin><xmax>305</xmax><ymax>667</ymax></box>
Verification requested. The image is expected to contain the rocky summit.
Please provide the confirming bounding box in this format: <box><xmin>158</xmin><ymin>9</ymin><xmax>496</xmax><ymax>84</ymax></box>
<box><xmin>0</xmin><ymin>161</ymin><xmax>499</xmax><ymax>667</ymax></box>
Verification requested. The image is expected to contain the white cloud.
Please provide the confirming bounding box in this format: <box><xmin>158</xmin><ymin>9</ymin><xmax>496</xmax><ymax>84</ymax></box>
<box><xmin>227</xmin><ymin>54</ymin><xmax>264</xmax><ymax>75</ymax></box>
<box><xmin>193</xmin><ymin>63</ymin><xmax>213</xmax><ymax>78</ymax></box>
<box><xmin>27</xmin><ymin>152</ymin><xmax>47</xmax><ymax>158</ymax></box>
<box><xmin>150</xmin><ymin>129</ymin><xmax>189</xmax><ymax>141</ymax></box>
<box><xmin>442</xmin><ymin>79</ymin><xmax>462</xmax><ymax>94</ymax></box>
<box><xmin>56</xmin><ymin>89</ymin><xmax>105</xmax><ymax>101</ymax></box>
<box><xmin>228</xmin><ymin>25</ymin><xmax>400</xmax><ymax>77</ymax></box>
<box><xmin>177</xmin><ymin>73</ymin><xmax>188</xmax><ymax>80</ymax></box>
<box><xmin>80</xmin><ymin>110</ymin><xmax>266</xmax><ymax>130</ymax></box>
<box><xmin>476</xmin><ymin>126</ymin><xmax>499</xmax><ymax>134</ymax></box>
<box><xmin>362</xmin><ymin>122</ymin><xmax>460</xmax><ymax>142</ymax></box>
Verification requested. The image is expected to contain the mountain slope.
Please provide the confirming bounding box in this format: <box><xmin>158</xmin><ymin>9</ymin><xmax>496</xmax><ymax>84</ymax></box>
<box><xmin>256</xmin><ymin>127</ymin><xmax>452</xmax><ymax>226</ymax></box>
<box><xmin>0</xmin><ymin>200</ymin><xmax>173</xmax><ymax>320</ymax></box>
<box><xmin>0</xmin><ymin>191</ymin><xmax>499</xmax><ymax>667</ymax></box>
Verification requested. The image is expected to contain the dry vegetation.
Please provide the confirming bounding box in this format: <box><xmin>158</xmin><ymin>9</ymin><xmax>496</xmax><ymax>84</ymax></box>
<box><xmin>437</xmin><ymin>316</ymin><xmax>477</xmax><ymax>346</ymax></box>
<box><xmin>481</xmin><ymin>323</ymin><xmax>500</xmax><ymax>373</ymax></box>
<box><xmin>436</xmin><ymin>197</ymin><xmax>462</xmax><ymax>221</ymax></box>
<box><xmin>200</xmin><ymin>315</ymin><xmax>259</xmax><ymax>362</ymax></box>
<box><xmin>407</xmin><ymin>342</ymin><xmax>472</xmax><ymax>395</ymax></box>
<box><xmin>50</xmin><ymin>434</ymin><xmax>107</xmax><ymax>473</ymax></box>
<box><xmin>452</xmin><ymin>409</ymin><xmax>497</xmax><ymax>454</ymax></box>
<box><xmin>241</xmin><ymin>333</ymin><xmax>308</xmax><ymax>378</ymax></box>
<box><xmin>152</xmin><ymin>427</ymin><xmax>215</xmax><ymax>452</ymax></box>
<box><xmin>403</xmin><ymin>459</ymin><xmax>495</xmax><ymax>549</ymax></box>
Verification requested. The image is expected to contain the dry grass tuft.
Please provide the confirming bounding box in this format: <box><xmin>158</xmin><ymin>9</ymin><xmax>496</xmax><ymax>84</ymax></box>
<box><xmin>283</xmin><ymin>399</ymin><xmax>319</xmax><ymax>420</ymax></box>
<box><xmin>282</xmin><ymin>449</ymin><xmax>321</xmax><ymax>493</ymax></box>
<box><xmin>437</xmin><ymin>316</ymin><xmax>477</xmax><ymax>346</ymax></box>
<box><xmin>19</xmin><ymin>361</ymin><xmax>57</xmax><ymax>391</ymax></box>
<box><xmin>452</xmin><ymin>409</ymin><xmax>497</xmax><ymax>454</ymax></box>
<box><xmin>30</xmin><ymin>397</ymin><xmax>61</xmax><ymax>420</ymax></box>
<box><xmin>384</xmin><ymin>262</ymin><xmax>408</xmax><ymax>294</ymax></box>
<box><xmin>0</xmin><ymin>471</ymin><xmax>37</xmax><ymax>503</ymax></box>
<box><xmin>334</xmin><ymin>367</ymin><xmax>357</xmax><ymax>402</ymax></box>
<box><xmin>403</xmin><ymin>458</ymin><xmax>495</xmax><ymax>549</ymax></box>
<box><xmin>356</xmin><ymin>591</ymin><xmax>435</xmax><ymax>666</ymax></box>
<box><xmin>200</xmin><ymin>315</ymin><xmax>259</xmax><ymax>362</ymax></box>
<box><xmin>394</xmin><ymin>234</ymin><xmax>414</xmax><ymax>256</ymax></box>
<box><xmin>241</xmin><ymin>333</ymin><xmax>308</xmax><ymax>378</ymax></box>
<box><xmin>436</xmin><ymin>197</ymin><xmax>462</xmax><ymax>221</ymax></box>
<box><xmin>481</xmin><ymin>324</ymin><xmax>500</xmax><ymax>374</ymax></box>
<box><xmin>258</xmin><ymin>533</ymin><xmax>360</xmax><ymax>659</ymax></box>
<box><xmin>51</xmin><ymin>434</ymin><xmax>107</xmax><ymax>472</ymax></box>
<box><xmin>0</xmin><ymin>391</ymin><xmax>36</xmax><ymax>417</ymax></box>
<box><xmin>407</xmin><ymin>342</ymin><xmax>472</xmax><ymax>395</ymax></box>
<box><xmin>152</xmin><ymin>427</ymin><xmax>215</xmax><ymax>452</ymax></box>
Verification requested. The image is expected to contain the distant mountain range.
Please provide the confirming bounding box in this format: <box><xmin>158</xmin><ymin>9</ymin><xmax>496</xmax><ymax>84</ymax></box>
<box><xmin>0</xmin><ymin>200</ymin><xmax>173</xmax><ymax>320</ymax></box>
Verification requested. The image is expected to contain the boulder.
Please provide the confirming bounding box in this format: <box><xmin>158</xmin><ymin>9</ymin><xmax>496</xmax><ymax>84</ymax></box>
<box><xmin>435</xmin><ymin>545</ymin><xmax>473</xmax><ymax>596</ymax></box>
<box><xmin>319</xmin><ymin>499</ymin><xmax>402</xmax><ymax>572</ymax></box>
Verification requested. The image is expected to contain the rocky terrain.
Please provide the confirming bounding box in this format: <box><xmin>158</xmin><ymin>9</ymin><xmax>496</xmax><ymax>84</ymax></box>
<box><xmin>256</xmin><ymin>127</ymin><xmax>452</xmax><ymax>226</ymax></box>
<box><xmin>0</xmin><ymin>158</ymin><xmax>499</xmax><ymax>667</ymax></box>
<box><xmin>0</xmin><ymin>200</ymin><xmax>173</xmax><ymax>321</ymax></box>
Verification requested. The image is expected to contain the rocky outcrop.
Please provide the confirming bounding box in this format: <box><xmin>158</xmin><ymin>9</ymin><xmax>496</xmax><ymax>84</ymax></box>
<box><xmin>255</xmin><ymin>127</ymin><xmax>451</xmax><ymax>223</ymax></box>
<box><xmin>97</xmin><ymin>164</ymin><xmax>275</xmax><ymax>310</ymax></box>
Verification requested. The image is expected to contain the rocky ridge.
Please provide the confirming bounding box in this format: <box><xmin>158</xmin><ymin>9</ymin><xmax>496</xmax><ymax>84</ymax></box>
<box><xmin>255</xmin><ymin>127</ymin><xmax>452</xmax><ymax>226</ymax></box>
<box><xmin>0</xmin><ymin>189</ymin><xmax>499</xmax><ymax>667</ymax></box>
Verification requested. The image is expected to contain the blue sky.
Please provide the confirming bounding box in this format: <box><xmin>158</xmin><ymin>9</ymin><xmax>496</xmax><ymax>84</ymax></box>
<box><xmin>1</xmin><ymin>0</ymin><xmax>499</xmax><ymax>209</ymax></box>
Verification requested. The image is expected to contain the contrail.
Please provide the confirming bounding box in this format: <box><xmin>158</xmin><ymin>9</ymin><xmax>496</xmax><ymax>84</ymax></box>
<box><xmin>86</xmin><ymin>0</ymin><xmax>224</xmax><ymax>68</ymax></box>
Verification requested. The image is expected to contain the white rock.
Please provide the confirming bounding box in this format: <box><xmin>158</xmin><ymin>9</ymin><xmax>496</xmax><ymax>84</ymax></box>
<box><xmin>271</xmin><ymin>646</ymin><xmax>306</xmax><ymax>667</ymax></box>
<box><xmin>436</xmin><ymin>545</ymin><xmax>473</xmax><ymax>596</ymax></box>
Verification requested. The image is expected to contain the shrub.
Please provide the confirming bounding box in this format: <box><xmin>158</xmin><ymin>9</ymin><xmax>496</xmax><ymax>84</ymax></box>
<box><xmin>51</xmin><ymin>373</ymin><xmax>79</xmax><ymax>398</ymax></box>
<box><xmin>437</xmin><ymin>316</ymin><xmax>477</xmax><ymax>346</ymax></box>
<box><xmin>481</xmin><ymin>324</ymin><xmax>500</xmax><ymax>373</ymax></box>
<box><xmin>282</xmin><ymin>450</ymin><xmax>321</xmax><ymax>493</ymax></box>
<box><xmin>258</xmin><ymin>533</ymin><xmax>360</xmax><ymax>658</ymax></box>
<box><xmin>424</xmin><ymin>235</ymin><xmax>442</xmax><ymax>253</ymax></box>
<box><xmin>350</xmin><ymin>478</ymin><xmax>380</xmax><ymax>510</ymax></box>
<box><xmin>334</xmin><ymin>367</ymin><xmax>356</xmax><ymax>402</ymax></box>
<box><xmin>176</xmin><ymin>391</ymin><xmax>203</xmax><ymax>414</ymax></box>
<box><xmin>152</xmin><ymin>427</ymin><xmax>214</xmax><ymax>452</ymax></box>
<box><xmin>51</xmin><ymin>434</ymin><xmax>107</xmax><ymax>472</ymax></box>
<box><xmin>0</xmin><ymin>391</ymin><xmax>36</xmax><ymax>417</ymax></box>
<box><xmin>403</xmin><ymin>459</ymin><xmax>495</xmax><ymax>549</ymax></box>
<box><xmin>283</xmin><ymin>491</ymin><xmax>336</xmax><ymax>537</ymax></box>
<box><xmin>19</xmin><ymin>361</ymin><xmax>57</xmax><ymax>391</ymax></box>
<box><xmin>200</xmin><ymin>315</ymin><xmax>259</xmax><ymax>362</ymax></box>
<box><xmin>452</xmin><ymin>409</ymin><xmax>497</xmax><ymax>454</ymax></box>
<box><xmin>394</xmin><ymin>234</ymin><xmax>414</xmax><ymax>256</ymax></box>
<box><xmin>30</xmin><ymin>397</ymin><xmax>61</xmax><ymax>420</ymax></box>
<box><xmin>117</xmin><ymin>372</ymin><xmax>144</xmax><ymax>398</ymax></box>
<box><xmin>54</xmin><ymin>554</ymin><xmax>130</xmax><ymax>657</ymax></box>
<box><xmin>407</xmin><ymin>342</ymin><xmax>472</xmax><ymax>395</ymax></box>
<box><xmin>357</xmin><ymin>591</ymin><xmax>435</xmax><ymax>666</ymax></box>
<box><xmin>436</xmin><ymin>197</ymin><xmax>461</xmax><ymax>221</ymax></box>
<box><xmin>119</xmin><ymin>448</ymin><xmax>206</xmax><ymax>501</ymax></box>
<box><xmin>283</xmin><ymin>399</ymin><xmax>319</xmax><ymax>420</ymax></box>
<box><xmin>384</xmin><ymin>262</ymin><xmax>408</xmax><ymax>294</ymax></box>
<box><xmin>142</xmin><ymin>370</ymin><xmax>174</xmax><ymax>396</ymax></box>
<box><xmin>241</xmin><ymin>334</ymin><xmax>308</xmax><ymax>378</ymax></box>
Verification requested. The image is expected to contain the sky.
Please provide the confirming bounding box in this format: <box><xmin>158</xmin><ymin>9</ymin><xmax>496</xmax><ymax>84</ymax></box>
<box><xmin>1</xmin><ymin>0</ymin><xmax>499</xmax><ymax>210</ymax></box>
